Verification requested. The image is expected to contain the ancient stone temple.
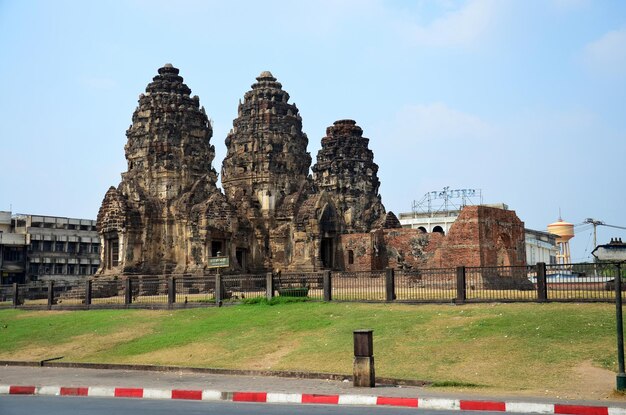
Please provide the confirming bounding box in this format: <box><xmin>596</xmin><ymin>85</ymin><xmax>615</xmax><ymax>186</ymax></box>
<box><xmin>97</xmin><ymin>64</ymin><xmax>526</xmax><ymax>276</ymax></box>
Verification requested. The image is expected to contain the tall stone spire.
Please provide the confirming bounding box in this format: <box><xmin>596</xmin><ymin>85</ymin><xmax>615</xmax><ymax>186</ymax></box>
<box><xmin>221</xmin><ymin>71</ymin><xmax>311</xmax><ymax>215</ymax></box>
<box><xmin>124</xmin><ymin>63</ymin><xmax>217</xmax><ymax>201</ymax></box>
<box><xmin>312</xmin><ymin>119</ymin><xmax>385</xmax><ymax>232</ymax></box>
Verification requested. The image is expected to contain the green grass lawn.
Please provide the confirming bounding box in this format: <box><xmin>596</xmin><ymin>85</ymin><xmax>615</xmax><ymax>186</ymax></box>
<box><xmin>0</xmin><ymin>302</ymin><xmax>621</xmax><ymax>399</ymax></box>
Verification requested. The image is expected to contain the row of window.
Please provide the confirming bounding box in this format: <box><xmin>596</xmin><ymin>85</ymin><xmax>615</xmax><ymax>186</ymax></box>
<box><xmin>30</xmin><ymin>241</ymin><xmax>100</xmax><ymax>254</ymax></box>
<box><xmin>29</xmin><ymin>263</ymin><xmax>98</xmax><ymax>276</ymax></box>
<box><xmin>2</xmin><ymin>247</ymin><xmax>24</xmax><ymax>262</ymax></box>
<box><xmin>31</xmin><ymin>222</ymin><xmax>96</xmax><ymax>231</ymax></box>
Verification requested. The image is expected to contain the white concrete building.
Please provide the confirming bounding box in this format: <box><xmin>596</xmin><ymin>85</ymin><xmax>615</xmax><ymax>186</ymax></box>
<box><xmin>525</xmin><ymin>229</ymin><xmax>558</xmax><ymax>265</ymax></box>
<box><xmin>0</xmin><ymin>211</ymin><xmax>28</xmax><ymax>284</ymax></box>
<box><xmin>0</xmin><ymin>211</ymin><xmax>100</xmax><ymax>284</ymax></box>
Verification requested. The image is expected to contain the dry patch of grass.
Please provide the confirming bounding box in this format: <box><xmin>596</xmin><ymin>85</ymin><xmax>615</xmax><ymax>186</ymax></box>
<box><xmin>0</xmin><ymin>326</ymin><xmax>153</xmax><ymax>361</ymax></box>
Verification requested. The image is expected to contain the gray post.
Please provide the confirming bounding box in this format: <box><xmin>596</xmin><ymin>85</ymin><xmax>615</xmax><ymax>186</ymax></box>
<box><xmin>124</xmin><ymin>278</ymin><xmax>132</xmax><ymax>305</ymax></box>
<box><xmin>385</xmin><ymin>268</ymin><xmax>395</xmax><ymax>301</ymax></box>
<box><xmin>85</xmin><ymin>280</ymin><xmax>92</xmax><ymax>306</ymax></box>
<box><xmin>168</xmin><ymin>277</ymin><xmax>176</xmax><ymax>306</ymax></box>
<box><xmin>615</xmin><ymin>263</ymin><xmax>626</xmax><ymax>390</ymax></box>
<box><xmin>323</xmin><ymin>270</ymin><xmax>332</xmax><ymax>302</ymax></box>
<box><xmin>12</xmin><ymin>283</ymin><xmax>19</xmax><ymax>307</ymax></box>
<box><xmin>456</xmin><ymin>266</ymin><xmax>466</xmax><ymax>304</ymax></box>
<box><xmin>353</xmin><ymin>329</ymin><xmax>375</xmax><ymax>387</ymax></box>
<box><xmin>47</xmin><ymin>280</ymin><xmax>54</xmax><ymax>309</ymax></box>
<box><xmin>215</xmin><ymin>273</ymin><xmax>223</xmax><ymax>306</ymax></box>
<box><xmin>536</xmin><ymin>262</ymin><xmax>548</xmax><ymax>302</ymax></box>
<box><xmin>266</xmin><ymin>272</ymin><xmax>274</xmax><ymax>300</ymax></box>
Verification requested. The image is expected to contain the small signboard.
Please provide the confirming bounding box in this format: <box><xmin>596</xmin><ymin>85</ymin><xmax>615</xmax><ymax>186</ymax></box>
<box><xmin>207</xmin><ymin>256</ymin><xmax>229</xmax><ymax>268</ymax></box>
<box><xmin>592</xmin><ymin>240</ymin><xmax>626</xmax><ymax>262</ymax></box>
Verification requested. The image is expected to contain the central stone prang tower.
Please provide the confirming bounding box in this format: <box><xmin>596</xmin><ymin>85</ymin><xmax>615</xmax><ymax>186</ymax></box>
<box><xmin>221</xmin><ymin>71</ymin><xmax>313</xmax><ymax>270</ymax></box>
<box><xmin>221</xmin><ymin>71</ymin><xmax>312</xmax><ymax>216</ymax></box>
<box><xmin>97</xmin><ymin>64</ymin><xmax>244</xmax><ymax>275</ymax></box>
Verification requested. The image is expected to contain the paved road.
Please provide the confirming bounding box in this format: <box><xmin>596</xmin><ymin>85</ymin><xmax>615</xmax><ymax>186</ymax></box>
<box><xmin>0</xmin><ymin>396</ymin><xmax>515</xmax><ymax>415</ymax></box>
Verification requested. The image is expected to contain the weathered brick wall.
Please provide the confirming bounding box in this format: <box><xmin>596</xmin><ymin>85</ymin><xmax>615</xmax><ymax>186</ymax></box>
<box><xmin>383</xmin><ymin>228</ymin><xmax>438</xmax><ymax>270</ymax></box>
<box><xmin>339</xmin><ymin>233</ymin><xmax>375</xmax><ymax>272</ymax></box>
<box><xmin>426</xmin><ymin>205</ymin><xmax>526</xmax><ymax>268</ymax></box>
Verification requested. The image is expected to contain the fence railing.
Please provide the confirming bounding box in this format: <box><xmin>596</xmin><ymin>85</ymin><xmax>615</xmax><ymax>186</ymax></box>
<box><xmin>1</xmin><ymin>262</ymin><xmax>623</xmax><ymax>310</ymax></box>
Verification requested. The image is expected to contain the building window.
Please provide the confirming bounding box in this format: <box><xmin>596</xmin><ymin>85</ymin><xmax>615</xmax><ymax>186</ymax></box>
<box><xmin>348</xmin><ymin>250</ymin><xmax>354</xmax><ymax>265</ymax></box>
<box><xmin>67</xmin><ymin>242</ymin><xmax>77</xmax><ymax>253</ymax></box>
<box><xmin>67</xmin><ymin>264</ymin><xmax>76</xmax><ymax>275</ymax></box>
<box><xmin>29</xmin><ymin>264</ymin><xmax>40</xmax><ymax>274</ymax></box>
<box><xmin>55</xmin><ymin>241</ymin><xmax>65</xmax><ymax>252</ymax></box>
<box><xmin>80</xmin><ymin>243</ymin><xmax>90</xmax><ymax>253</ymax></box>
<box><xmin>54</xmin><ymin>264</ymin><xmax>64</xmax><ymax>274</ymax></box>
<box><xmin>3</xmin><ymin>247</ymin><xmax>24</xmax><ymax>262</ymax></box>
<box><xmin>79</xmin><ymin>265</ymin><xmax>88</xmax><ymax>275</ymax></box>
<box><xmin>92</xmin><ymin>243</ymin><xmax>100</xmax><ymax>254</ymax></box>
<box><xmin>43</xmin><ymin>241</ymin><xmax>53</xmax><ymax>252</ymax></box>
<box><xmin>30</xmin><ymin>241</ymin><xmax>40</xmax><ymax>252</ymax></box>
<box><xmin>91</xmin><ymin>265</ymin><xmax>99</xmax><ymax>274</ymax></box>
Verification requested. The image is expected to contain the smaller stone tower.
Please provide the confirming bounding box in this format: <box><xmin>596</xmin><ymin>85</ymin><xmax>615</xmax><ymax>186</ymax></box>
<box><xmin>312</xmin><ymin>120</ymin><xmax>385</xmax><ymax>233</ymax></box>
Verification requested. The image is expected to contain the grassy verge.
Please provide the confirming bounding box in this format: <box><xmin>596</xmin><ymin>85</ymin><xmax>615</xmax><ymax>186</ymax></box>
<box><xmin>0</xmin><ymin>302</ymin><xmax>620</xmax><ymax>399</ymax></box>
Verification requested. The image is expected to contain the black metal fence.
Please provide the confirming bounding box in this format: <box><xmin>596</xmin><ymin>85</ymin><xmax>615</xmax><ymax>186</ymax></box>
<box><xmin>0</xmin><ymin>262</ymin><xmax>623</xmax><ymax>310</ymax></box>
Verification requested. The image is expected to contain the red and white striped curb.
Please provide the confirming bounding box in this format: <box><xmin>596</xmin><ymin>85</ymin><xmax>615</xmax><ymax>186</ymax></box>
<box><xmin>1</xmin><ymin>384</ymin><xmax>625</xmax><ymax>414</ymax></box>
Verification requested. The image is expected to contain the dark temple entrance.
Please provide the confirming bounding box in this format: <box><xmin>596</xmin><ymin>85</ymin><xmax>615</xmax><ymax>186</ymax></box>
<box><xmin>321</xmin><ymin>238</ymin><xmax>334</xmax><ymax>269</ymax></box>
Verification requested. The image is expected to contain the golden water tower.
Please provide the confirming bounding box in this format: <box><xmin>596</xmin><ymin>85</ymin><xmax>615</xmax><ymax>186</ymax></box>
<box><xmin>547</xmin><ymin>217</ymin><xmax>575</xmax><ymax>265</ymax></box>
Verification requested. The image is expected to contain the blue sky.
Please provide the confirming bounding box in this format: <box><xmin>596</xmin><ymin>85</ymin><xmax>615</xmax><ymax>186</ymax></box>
<box><xmin>1</xmin><ymin>0</ymin><xmax>625</xmax><ymax>262</ymax></box>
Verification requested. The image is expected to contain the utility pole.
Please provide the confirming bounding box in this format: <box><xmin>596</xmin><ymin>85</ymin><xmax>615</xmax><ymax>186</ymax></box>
<box><xmin>584</xmin><ymin>218</ymin><xmax>604</xmax><ymax>254</ymax></box>
<box><xmin>584</xmin><ymin>219</ymin><xmax>626</xmax><ymax>260</ymax></box>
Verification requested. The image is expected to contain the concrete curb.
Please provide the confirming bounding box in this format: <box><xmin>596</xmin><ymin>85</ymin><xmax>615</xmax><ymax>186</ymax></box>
<box><xmin>1</xmin><ymin>384</ymin><xmax>625</xmax><ymax>414</ymax></box>
<box><xmin>0</xmin><ymin>360</ymin><xmax>429</xmax><ymax>387</ymax></box>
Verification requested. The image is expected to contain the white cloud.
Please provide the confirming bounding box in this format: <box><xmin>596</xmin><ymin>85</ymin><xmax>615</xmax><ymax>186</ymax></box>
<box><xmin>582</xmin><ymin>27</ymin><xmax>626</xmax><ymax>77</ymax></box>
<box><xmin>404</xmin><ymin>0</ymin><xmax>502</xmax><ymax>48</ymax></box>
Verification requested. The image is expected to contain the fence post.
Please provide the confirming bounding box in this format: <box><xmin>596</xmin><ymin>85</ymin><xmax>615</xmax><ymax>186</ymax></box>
<box><xmin>12</xmin><ymin>283</ymin><xmax>20</xmax><ymax>307</ymax></box>
<box><xmin>456</xmin><ymin>266</ymin><xmax>466</xmax><ymax>304</ymax></box>
<box><xmin>323</xmin><ymin>270</ymin><xmax>332</xmax><ymax>302</ymax></box>
<box><xmin>215</xmin><ymin>273</ymin><xmax>223</xmax><ymax>306</ymax></box>
<box><xmin>85</xmin><ymin>280</ymin><xmax>92</xmax><ymax>307</ymax></box>
<box><xmin>168</xmin><ymin>277</ymin><xmax>176</xmax><ymax>306</ymax></box>
<box><xmin>124</xmin><ymin>278</ymin><xmax>132</xmax><ymax>305</ymax></box>
<box><xmin>385</xmin><ymin>268</ymin><xmax>396</xmax><ymax>301</ymax></box>
<box><xmin>266</xmin><ymin>272</ymin><xmax>274</xmax><ymax>300</ymax></box>
<box><xmin>47</xmin><ymin>280</ymin><xmax>54</xmax><ymax>309</ymax></box>
<box><xmin>536</xmin><ymin>262</ymin><xmax>547</xmax><ymax>302</ymax></box>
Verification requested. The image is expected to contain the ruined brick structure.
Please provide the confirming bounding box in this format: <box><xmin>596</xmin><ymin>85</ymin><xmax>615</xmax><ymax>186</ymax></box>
<box><xmin>339</xmin><ymin>206</ymin><xmax>526</xmax><ymax>272</ymax></box>
<box><xmin>97</xmin><ymin>64</ymin><xmax>526</xmax><ymax>276</ymax></box>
